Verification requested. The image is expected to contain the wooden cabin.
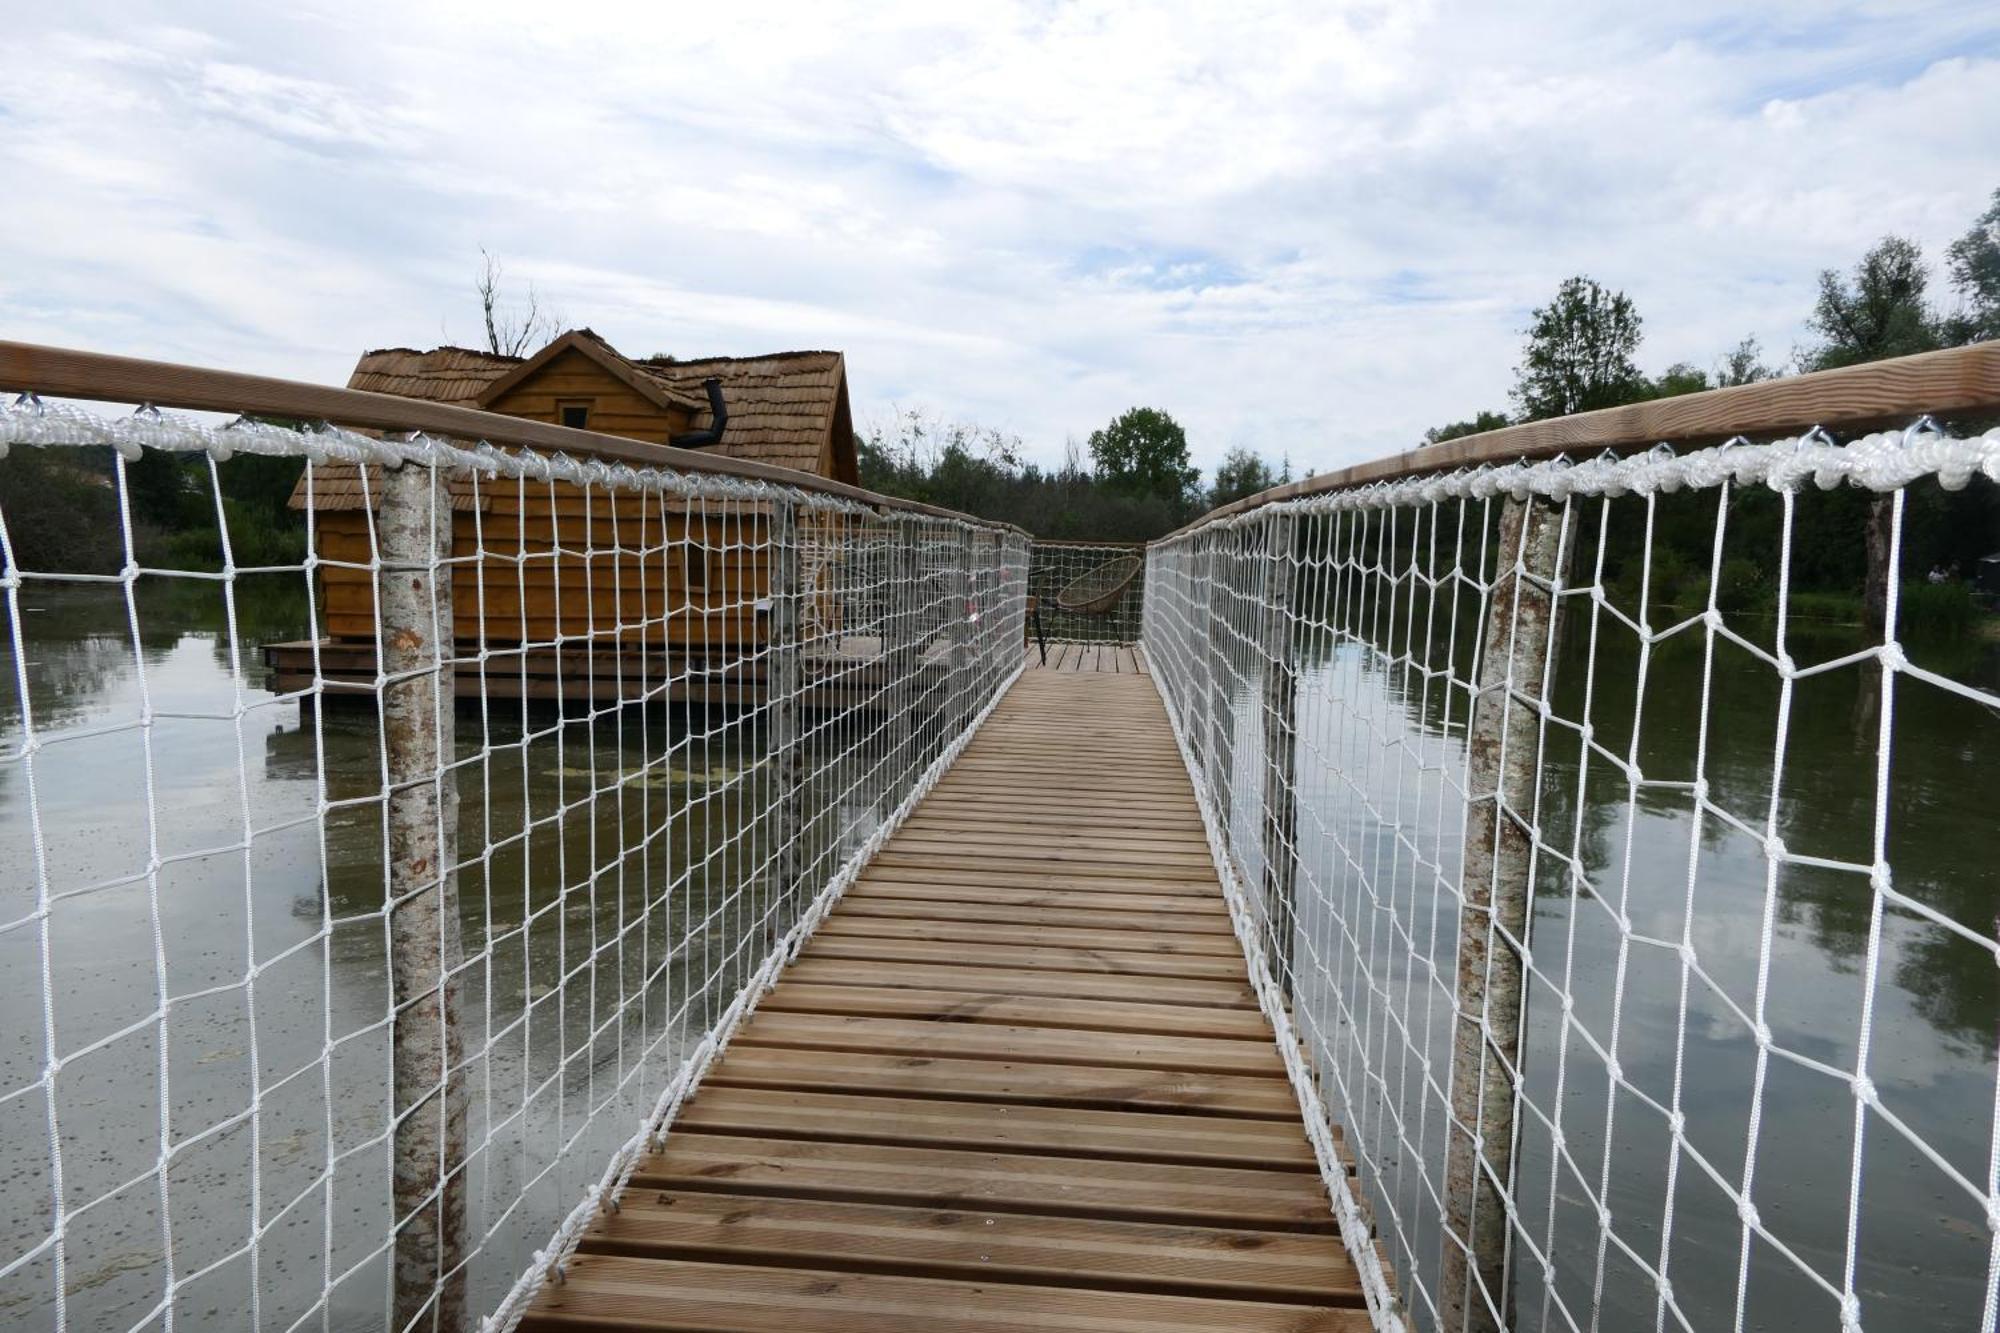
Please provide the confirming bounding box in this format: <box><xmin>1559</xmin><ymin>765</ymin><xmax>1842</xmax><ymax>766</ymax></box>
<box><xmin>275</xmin><ymin>330</ymin><xmax>861</xmax><ymax>702</ymax></box>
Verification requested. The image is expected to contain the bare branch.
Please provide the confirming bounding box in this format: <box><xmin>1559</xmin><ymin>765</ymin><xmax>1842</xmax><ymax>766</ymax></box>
<box><xmin>476</xmin><ymin>248</ymin><xmax>563</xmax><ymax>356</ymax></box>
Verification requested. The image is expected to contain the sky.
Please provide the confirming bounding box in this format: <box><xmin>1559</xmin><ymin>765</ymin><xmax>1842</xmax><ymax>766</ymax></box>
<box><xmin>2</xmin><ymin>1</ymin><xmax>1997</xmax><ymax>480</ymax></box>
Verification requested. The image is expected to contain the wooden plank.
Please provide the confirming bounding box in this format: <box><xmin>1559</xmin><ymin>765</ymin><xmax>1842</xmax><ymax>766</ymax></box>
<box><xmin>887</xmin><ymin>827</ymin><xmax>1215</xmax><ymax>856</ymax></box>
<box><xmin>847</xmin><ymin>878</ymin><xmax>1227</xmax><ymax>916</ymax></box>
<box><xmin>833</xmin><ymin>897</ymin><xmax>1230</xmax><ymax>936</ymax></box>
<box><xmin>904</xmin><ymin>798</ymin><xmax>1203</xmax><ymax>828</ymax></box>
<box><xmin>813</xmin><ymin>917</ymin><xmax>1243</xmax><ymax>957</ymax></box>
<box><xmin>778</xmin><ymin>958</ymin><xmax>1256</xmax><ymax>1009</ymax></box>
<box><xmin>798</xmin><ymin>934</ymin><xmax>1247</xmax><ymax>980</ymax></box>
<box><xmin>866</xmin><ymin>851</ymin><xmax>1215</xmax><ymax>884</ymax></box>
<box><xmin>675</xmin><ymin>1088</ymin><xmax>1313</xmax><ymax>1168</ymax></box>
<box><xmin>578</xmin><ymin>1194</ymin><xmax>1361</xmax><ymax>1305</ymax></box>
<box><xmin>755</xmin><ymin>983</ymin><xmax>1269</xmax><ymax>1040</ymax></box>
<box><xmin>702</xmin><ymin>1048</ymin><xmax>1299</xmax><ymax>1118</ymax></box>
<box><xmin>631</xmin><ymin>1135</ymin><xmax>1332</xmax><ymax>1231</ymax></box>
<box><xmin>523</xmin><ymin>1255</ymin><xmax>1370</xmax><ymax>1331</ymax></box>
<box><xmin>733</xmin><ymin>1012</ymin><xmax>1285</xmax><ymax>1077</ymax></box>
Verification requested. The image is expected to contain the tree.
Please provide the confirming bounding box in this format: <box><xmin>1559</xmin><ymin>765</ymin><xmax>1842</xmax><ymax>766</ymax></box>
<box><xmin>1650</xmin><ymin>363</ymin><xmax>1709</xmax><ymax>399</ymax></box>
<box><xmin>1944</xmin><ymin>186</ymin><xmax>2000</xmax><ymax>344</ymax></box>
<box><xmin>1510</xmin><ymin>277</ymin><xmax>1649</xmax><ymax>421</ymax></box>
<box><xmin>1209</xmin><ymin>447</ymin><xmax>1285</xmax><ymax>507</ymax></box>
<box><xmin>1804</xmin><ymin>236</ymin><xmax>1941</xmax><ymax>370</ymax></box>
<box><xmin>1423</xmin><ymin>410</ymin><xmax>1509</xmax><ymax>445</ymax></box>
<box><xmin>1803</xmin><ymin>237</ymin><xmax>1948</xmax><ymax>634</ymax></box>
<box><xmin>476</xmin><ymin>248</ymin><xmax>563</xmax><ymax>356</ymax></box>
<box><xmin>1087</xmin><ymin>407</ymin><xmax>1200</xmax><ymax>513</ymax></box>
<box><xmin>1714</xmin><ymin>336</ymin><xmax>1776</xmax><ymax>387</ymax></box>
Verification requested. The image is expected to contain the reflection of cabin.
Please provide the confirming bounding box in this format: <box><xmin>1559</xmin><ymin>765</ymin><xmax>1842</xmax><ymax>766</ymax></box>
<box><xmin>270</xmin><ymin>330</ymin><xmax>862</xmax><ymax>704</ymax></box>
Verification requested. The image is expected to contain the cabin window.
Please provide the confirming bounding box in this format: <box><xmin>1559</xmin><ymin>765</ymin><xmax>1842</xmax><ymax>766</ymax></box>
<box><xmin>683</xmin><ymin>542</ymin><xmax>709</xmax><ymax>591</ymax></box>
<box><xmin>558</xmin><ymin>400</ymin><xmax>592</xmax><ymax>429</ymax></box>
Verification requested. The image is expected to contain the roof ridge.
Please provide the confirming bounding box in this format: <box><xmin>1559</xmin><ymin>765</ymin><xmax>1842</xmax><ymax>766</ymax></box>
<box><xmin>639</xmin><ymin>350</ymin><xmax>843</xmax><ymax>368</ymax></box>
<box><xmin>358</xmin><ymin>344</ymin><xmax>523</xmax><ymax>363</ymax></box>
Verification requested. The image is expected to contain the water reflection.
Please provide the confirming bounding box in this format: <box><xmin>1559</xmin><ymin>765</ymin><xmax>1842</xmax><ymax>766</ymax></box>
<box><xmin>0</xmin><ymin>583</ymin><xmax>910</xmax><ymax>1331</ymax></box>
<box><xmin>1260</xmin><ymin>613</ymin><xmax>1999</xmax><ymax>1331</ymax></box>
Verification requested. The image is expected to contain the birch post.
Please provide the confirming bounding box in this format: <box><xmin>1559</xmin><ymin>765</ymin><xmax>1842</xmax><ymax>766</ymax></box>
<box><xmin>1200</xmin><ymin>540</ymin><xmax>1231</xmax><ymax>813</ymax></box>
<box><xmin>1440</xmin><ymin>492</ymin><xmax>1564</xmax><ymax>1333</ymax></box>
<box><xmin>1258</xmin><ymin>513</ymin><xmax>1299</xmax><ymax>1002</ymax></box>
<box><xmin>887</xmin><ymin>519</ymin><xmax>922</xmax><ymax>778</ymax></box>
<box><xmin>379</xmin><ymin>459</ymin><xmax>467</xmax><ymax>1332</ymax></box>
<box><xmin>767</xmin><ymin>498</ymin><xmax>803</xmax><ymax>926</ymax></box>
<box><xmin>949</xmin><ymin>526</ymin><xmax>974</xmax><ymax>722</ymax></box>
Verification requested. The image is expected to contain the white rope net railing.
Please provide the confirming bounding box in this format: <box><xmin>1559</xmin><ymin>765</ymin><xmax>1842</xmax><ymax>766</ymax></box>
<box><xmin>1026</xmin><ymin>539</ymin><xmax>1145</xmax><ymax>644</ymax></box>
<box><xmin>0</xmin><ymin>396</ymin><xmax>1027</xmax><ymax>1332</ymax></box>
<box><xmin>1142</xmin><ymin>422</ymin><xmax>2000</xmax><ymax>1333</ymax></box>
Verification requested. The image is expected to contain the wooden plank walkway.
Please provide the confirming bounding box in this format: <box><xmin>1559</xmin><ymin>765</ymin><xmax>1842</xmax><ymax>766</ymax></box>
<box><xmin>523</xmin><ymin>656</ymin><xmax>1369</xmax><ymax>1331</ymax></box>
<box><xmin>1031</xmin><ymin>639</ymin><xmax>1144</xmax><ymax>674</ymax></box>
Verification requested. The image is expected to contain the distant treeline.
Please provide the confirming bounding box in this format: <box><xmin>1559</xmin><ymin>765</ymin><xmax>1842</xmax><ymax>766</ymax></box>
<box><xmin>0</xmin><ymin>442</ymin><xmax>306</xmax><ymax>576</ymax></box>
<box><xmin>1412</xmin><ymin>186</ymin><xmax>2000</xmax><ymax>627</ymax></box>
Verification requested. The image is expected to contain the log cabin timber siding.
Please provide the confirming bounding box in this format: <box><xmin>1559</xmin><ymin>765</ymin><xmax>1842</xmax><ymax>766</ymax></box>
<box><xmin>290</xmin><ymin>333</ymin><xmax>857</xmax><ymax>670</ymax></box>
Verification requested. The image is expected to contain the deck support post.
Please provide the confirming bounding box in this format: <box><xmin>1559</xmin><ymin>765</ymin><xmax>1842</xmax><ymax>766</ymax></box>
<box><xmin>1257</xmin><ymin>512</ymin><xmax>1299</xmax><ymax>1003</ymax></box>
<box><xmin>1441</xmin><ymin>492</ymin><xmax>1564</xmax><ymax>1333</ymax></box>
<box><xmin>379</xmin><ymin>458</ymin><xmax>468</xmax><ymax>1333</ymax></box>
<box><xmin>768</xmin><ymin>497</ymin><xmax>803</xmax><ymax>928</ymax></box>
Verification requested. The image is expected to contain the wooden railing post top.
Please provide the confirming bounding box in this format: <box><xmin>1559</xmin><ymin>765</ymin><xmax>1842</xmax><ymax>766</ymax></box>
<box><xmin>1160</xmin><ymin>341</ymin><xmax>2000</xmax><ymax>540</ymax></box>
<box><xmin>0</xmin><ymin>339</ymin><xmax>1027</xmax><ymax>537</ymax></box>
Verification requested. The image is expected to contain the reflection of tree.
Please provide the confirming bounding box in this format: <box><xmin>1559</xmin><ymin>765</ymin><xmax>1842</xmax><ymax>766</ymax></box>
<box><xmin>1335</xmin><ymin>559</ymin><xmax>2000</xmax><ymax>1054</ymax></box>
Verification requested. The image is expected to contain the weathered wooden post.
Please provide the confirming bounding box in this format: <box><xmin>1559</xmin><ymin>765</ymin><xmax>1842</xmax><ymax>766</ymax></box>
<box><xmin>1441</xmin><ymin>492</ymin><xmax>1564</xmax><ymax>1333</ymax></box>
<box><xmin>379</xmin><ymin>457</ymin><xmax>467</xmax><ymax>1332</ymax></box>
<box><xmin>1258</xmin><ymin>512</ymin><xmax>1299</xmax><ymax>1003</ymax></box>
<box><xmin>767</xmin><ymin>496</ymin><xmax>803</xmax><ymax>927</ymax></box>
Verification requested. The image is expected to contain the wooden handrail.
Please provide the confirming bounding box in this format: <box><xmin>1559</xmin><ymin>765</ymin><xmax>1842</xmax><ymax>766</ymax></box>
<box><xmin>1167</xmin><ymin>341</ymin><xmax>2000</xmax><ymax>539</ymax></box>
<box><xmin>0</xmin><ymin>340</ymin><xmax>1026</xmax><ymax>534</ymax></box>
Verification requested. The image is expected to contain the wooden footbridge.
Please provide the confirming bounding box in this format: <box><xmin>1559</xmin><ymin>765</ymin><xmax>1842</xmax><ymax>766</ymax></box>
<box><xmin>11</xmin><ymin>342</ymin><xmax>1995</xmax><ymax>1333</ymax></box>
<box><xmin>522</xmin><ymin>650</ymin><xmax>1371</xmax><ymax>1331</ymax></box>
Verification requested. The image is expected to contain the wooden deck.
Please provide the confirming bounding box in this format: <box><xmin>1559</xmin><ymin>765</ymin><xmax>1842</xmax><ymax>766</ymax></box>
<box><xmin>1028</xmin><ymin>639</ymin><xmax>1145</xmax><ymax>674</ymax></box>
<box><xmin>522</xmin><ymin>658</ymin><xmax>1368</xmax><ymax>1331</ymax></box>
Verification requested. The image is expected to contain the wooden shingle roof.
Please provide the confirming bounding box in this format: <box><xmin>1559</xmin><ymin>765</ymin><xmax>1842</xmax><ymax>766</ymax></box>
<box><xmin>334</xmin><ymin>334</ymin><xmax>856</xmax><ymax>483</ymax></box>
<box><xmin>638</xmin><ymin>351</ymin><xmax>854</xmax><ymax>482</ymax></box>
<box><xmin>346</xmin><ymin>345</ymin><xmax>520</xmax><ymax>404</ymax></box>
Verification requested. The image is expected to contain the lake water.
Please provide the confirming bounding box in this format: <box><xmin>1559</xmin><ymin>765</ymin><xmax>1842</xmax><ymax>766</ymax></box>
<box><xmin>1260</xmin><ymin>611</ymin><xmax>2000</xmax><ymax>1331</ymax></box>
<box><xmin>0</xmin><ymin>581</ymin><xmax>911</xmax><ymax>1331</ymax></box>
<box><xmin>3</xmin><ymin>575</ymin><xmax>1995</xmax><ymax>1331</ymax></box>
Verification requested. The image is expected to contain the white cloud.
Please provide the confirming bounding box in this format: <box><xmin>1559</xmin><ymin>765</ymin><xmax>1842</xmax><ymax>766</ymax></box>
<box><xmin>0</xmin><ymin>1</ymin><xmax>1995</xmax><ymax>479</ymax></box>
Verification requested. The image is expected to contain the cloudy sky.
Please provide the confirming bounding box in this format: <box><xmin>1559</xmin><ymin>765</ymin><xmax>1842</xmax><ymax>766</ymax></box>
<box><xmin>3</xmin><ymin>2</ymin><xmax>1996</xmax><ymax>478</ymax></box>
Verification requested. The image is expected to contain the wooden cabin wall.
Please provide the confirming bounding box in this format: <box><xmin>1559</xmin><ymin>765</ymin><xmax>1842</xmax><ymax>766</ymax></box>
<box><xmin>315</xmin><ymin>484</ymin><xmax>771</xmax><ymax>650</ymax></box>
<box><xmin>307</xmin><ymin>351</ymin><xmax>862</xmax><ymax>655</ymax></box>
<box><xmin>483</xmin><ymin>347</ymin><xmax>685</xmax><ymax>443</ymax></box>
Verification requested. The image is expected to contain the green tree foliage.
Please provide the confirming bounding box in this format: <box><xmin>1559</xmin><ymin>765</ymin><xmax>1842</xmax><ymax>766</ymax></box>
<box><xmin>1510</xmin><ymin>277</ymin><xmax>1650</xmax><ymax>420</ymax></box>
<box><xmin>1087</xmin><ymin>407</ymin><xmax>1200</xmax><ymax>514</ymax></box>
<box><xmin>1208</xmin><ymin>446</ymin><xmax>1290</xmax><ymax>507</ymax></box>
<box><xmin>1944</xmin><ymin>186</ymin><xmax>2000</xmax><ymax>344</ymax></box>
<box><xmin>1714</xmin><ymin>336</ymin><xmax>1776</xmax><ymax>387</ymax></box>
<box><xmin>1805</xmin><ymin>236</ymin><xmax>1943</xmax><ymax>369</ymax></box>
<box><xmin>0</xmin><ymin>445</ymin><xmax>309</xmax><ymax>576</ymax></box>
<box><xmin>1423</xmin><ymin>410</ymin><xmax>1509</xmax><ymax>445</ymax></box>
<box><xmin>1650</xmin><ymin>363</ymin><xmax>1710</xmax><ymax>398</ymax></box>
<box><xmin>859</xmin><ymin>411</ymin><xmax>1186</xmax><ymax>540</ymax></box>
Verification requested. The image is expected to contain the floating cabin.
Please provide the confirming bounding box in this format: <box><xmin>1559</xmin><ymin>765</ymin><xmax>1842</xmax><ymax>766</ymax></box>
<box><xmin>269</xmin><ymin>329</ymin><xmax>864</xmax><ymax>706</ymax></box>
